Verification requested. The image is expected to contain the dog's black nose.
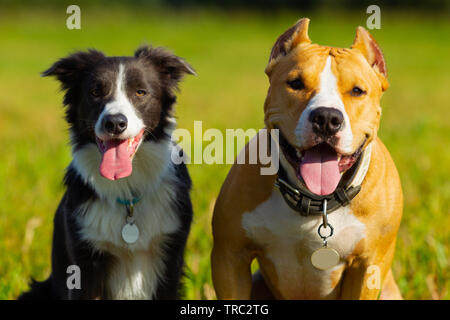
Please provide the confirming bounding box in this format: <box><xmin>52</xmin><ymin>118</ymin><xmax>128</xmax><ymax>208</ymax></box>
<box><xmin>309</xmin><ymin>107</ymin><xmax>344</xmax><ymax>136</ymax></box>
<box><xmin>103</xmin><ymin>114</ymin><xmax>128</xmax><ymax>135</ymax></box>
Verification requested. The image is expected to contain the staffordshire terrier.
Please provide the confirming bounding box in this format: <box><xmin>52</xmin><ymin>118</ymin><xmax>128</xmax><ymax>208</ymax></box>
<box><xmin>212</xmin><ymin>18</ymin><xmax>403</xmax><ymax>300</ymax></box>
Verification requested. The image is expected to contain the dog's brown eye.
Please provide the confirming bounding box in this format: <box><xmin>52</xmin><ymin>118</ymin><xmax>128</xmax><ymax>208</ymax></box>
<box><xmin>90</xmin><ymin>88</ymin><xmax>100</xmax><ymax>97</ymax></box>
<box><xmin>351</xmin><ymin>86</ymin><xmax>366</xmax><ymax>97</ymax></box>
<box><xmin>287</xmin><ymin>79</ymin><xmax>305</xmax><ymax>90</ymax></box>
<box><xmin>136</xmin><ymin>90</ymin><xmax>147</xmax><ymax>97</ymax></box>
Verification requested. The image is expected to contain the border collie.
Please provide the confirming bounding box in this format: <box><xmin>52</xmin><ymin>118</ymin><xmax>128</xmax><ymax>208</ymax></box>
<box><xmin>19</xmin><ymin>46</ymin><xmax>195</xmax><ymax>300</ymax></box>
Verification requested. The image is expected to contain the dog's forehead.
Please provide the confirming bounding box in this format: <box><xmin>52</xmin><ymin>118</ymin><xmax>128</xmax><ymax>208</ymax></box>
<box><xmin>91</xmin><ymin>56</ymin><xmax>154</xmax><ymax>81</ymax></box>
<box><xmin>273</xmin><ymin>43</ymin><xmax>378</xmax><ymax>87</ymax></box>
<box><xmin>330</xmin><ymin>48</ymin><xmax>379</xmax><ymax>84</ymax></box>
<box><xmin>267</xmin><ymin>44</ymin><xmax>324</xmax><ymax>90</ymax></box>
<box><xmin>123</xmin><ymin>60</ymin><xmax>161</xmax><ymax>88</ymax></box>
<box><xmin>90</xmin><ymin>57</ymin><xmax>120</xmax><ymax>80</ymax></box>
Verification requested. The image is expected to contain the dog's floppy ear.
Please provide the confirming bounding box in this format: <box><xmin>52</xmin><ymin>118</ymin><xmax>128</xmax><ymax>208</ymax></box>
<box><xmin>351</xmin><ymin>27</ymin><xmax>389</xmax><ymax>91</ymax></box>
<box><xmin>42</xmin><ymin>50</ymin><xmax>105</xmax><ymax>88</ymax></box>
<box><xmin>268</xmin><ymin>18</ymin><xmax>311</xmax><ymax>63</ymax></box>
<box><xmin>135</xmin><ymin>46</ymin><xmax>195</xmax><ymax>88</ymax></box>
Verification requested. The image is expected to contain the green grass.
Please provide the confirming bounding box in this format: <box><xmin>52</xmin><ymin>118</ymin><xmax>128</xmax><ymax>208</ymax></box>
<box><xmin>0</xmin><ymin>6</ymin><xmax>449</xmax><ymax>300</ymax></box>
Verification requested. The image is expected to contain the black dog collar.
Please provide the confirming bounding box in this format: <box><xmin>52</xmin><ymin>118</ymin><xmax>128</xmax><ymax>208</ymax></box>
<box><xmin>275</xmin><ymin>143</ymin><xmax>372</xmax><ymax>216</ymax></box>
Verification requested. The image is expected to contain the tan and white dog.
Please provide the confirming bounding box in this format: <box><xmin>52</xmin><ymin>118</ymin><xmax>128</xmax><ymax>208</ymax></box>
<box><xmin>211</xmin><ymin>18</ymin><xmax>403</xmax><ymax>300</ymax></box>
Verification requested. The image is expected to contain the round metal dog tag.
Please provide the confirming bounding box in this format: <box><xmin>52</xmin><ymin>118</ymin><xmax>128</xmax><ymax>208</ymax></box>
<box><xmin>121</xmin><ymin>223</ymin><xmax>139</xmax><ymax>244</ymax></box>
<box><xmin>311</xmin><ymin>247</ymin><xmax>340</xmax><ymax>270</ymax></box>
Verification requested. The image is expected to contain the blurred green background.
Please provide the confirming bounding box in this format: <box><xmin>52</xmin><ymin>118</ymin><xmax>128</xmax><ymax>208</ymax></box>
<box><xmin>0</xmin><ymin>1</ymin><xmax>449</xmax><ymax>300</ymax></box>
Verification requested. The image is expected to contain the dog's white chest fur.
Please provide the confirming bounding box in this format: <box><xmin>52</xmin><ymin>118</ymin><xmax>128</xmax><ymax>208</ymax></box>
<box><xmin>78</xmin><ymin>190</ymin><xmax>180</xmax><ymax>252</ymax></box>
<box><xmin>78</xmin><ymin>195</ymin><xmax>180</xmax><ymax>299</ymax></box>
<box><xmin>73</xmin><ymin>139</ymin><xmax>180</xmax><ymax>299</ymax></box>
<box><xmin>242</xmin><ymin>189</ymin><xmax>366</xmax><ymax>299</ymax></box>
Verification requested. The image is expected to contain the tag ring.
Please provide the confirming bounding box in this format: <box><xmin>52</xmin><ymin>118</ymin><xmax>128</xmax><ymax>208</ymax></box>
<box><xmin>318</xmin><ymin>223</ymin><xmax>334</xmax><ymax>240</ymax></box>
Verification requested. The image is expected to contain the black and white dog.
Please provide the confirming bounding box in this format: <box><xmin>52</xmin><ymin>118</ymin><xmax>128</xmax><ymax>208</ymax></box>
<box><xmin>19</xmin><ymin>46</ymin><xmax>195</xmax><ymax>300</ymax></box>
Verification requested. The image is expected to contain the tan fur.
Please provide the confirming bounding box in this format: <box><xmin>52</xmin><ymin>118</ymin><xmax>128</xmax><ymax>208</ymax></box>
<box><xmin>212</xmin><ymin>18</ymin><xmax>403</xmax><ymax>300</ymax></box>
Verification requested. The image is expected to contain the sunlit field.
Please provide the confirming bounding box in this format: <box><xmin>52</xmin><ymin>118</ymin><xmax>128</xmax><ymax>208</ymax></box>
<box><xmin>0</xmin><ymin>6</ymin><xmax>448</xmax><ymax>299</ymax></box>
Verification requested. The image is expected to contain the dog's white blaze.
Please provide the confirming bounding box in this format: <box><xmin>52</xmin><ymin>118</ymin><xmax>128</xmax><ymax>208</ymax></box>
<box><xmin>295</xmin><ymin>56</ymin><xmax>353</xmax><ymax>153</ymax></box>
<box><xmin>72</xmin><ymin>134</ymin><xmax>181</xmax><ymax>299</ymax></box>
<box><xmin>95</xmin><ymin>64</ymin><xmax>145</xmax><ymax>140</ymax></box>
<box><xmin>242</xmin><ymin>189</ymin><xmax>366</xmax><ymax>299</ymax></box>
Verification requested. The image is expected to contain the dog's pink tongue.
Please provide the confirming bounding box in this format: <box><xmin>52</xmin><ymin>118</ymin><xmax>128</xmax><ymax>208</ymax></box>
<box><xmin>299</xmin><ymin>144</ymin><xmax>340</xmax><ymax>195</ymax></box>
<box><xmin>99</xmin><ymin>139</ymin><xmax>132</xmax><ymax>181</ymax></box>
